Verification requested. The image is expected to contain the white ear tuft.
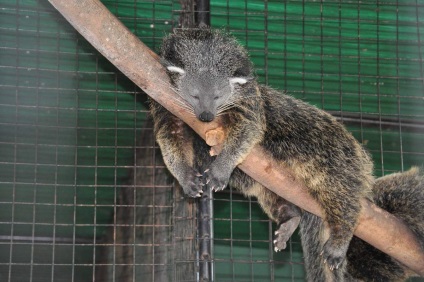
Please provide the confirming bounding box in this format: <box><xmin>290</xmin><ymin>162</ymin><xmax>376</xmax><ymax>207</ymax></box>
<box><xmin>167</xmin><ymin>66</ymin><xmax>186</xmax><ymax>74</ymax></box>
<box><xmin>229</xmin><ymin>77</ymin><xmax>248</xmax><ymax>85</ymax></box>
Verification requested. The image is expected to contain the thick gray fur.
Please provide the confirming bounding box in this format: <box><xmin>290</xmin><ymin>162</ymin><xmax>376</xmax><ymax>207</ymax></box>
<box><xmin>149</xmin><ymin>28</ymin><xmax>374</xmax><ymax>270</ymax></box>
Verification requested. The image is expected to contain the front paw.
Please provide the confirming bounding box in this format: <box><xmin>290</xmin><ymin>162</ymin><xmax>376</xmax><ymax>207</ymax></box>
<box><xmin>204</xmin><ymin>167</ymin><xmax>231</xmax><ymax>192</ymax></box>
<box><xmin>180</xmin><ymin>169</ymin><xmax>204</xmax><ymax>198</ymax></box>
<box><xmin>321</xmin><ymin>238</ymin><xmax>348</xmax><ymax>271</ymax></box>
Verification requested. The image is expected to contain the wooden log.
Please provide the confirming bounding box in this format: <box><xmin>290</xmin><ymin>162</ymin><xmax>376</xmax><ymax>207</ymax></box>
<box><xmin>47</xmin><ymin>0</ymin><xmax>424</xmax><ymax>275</ymax></box>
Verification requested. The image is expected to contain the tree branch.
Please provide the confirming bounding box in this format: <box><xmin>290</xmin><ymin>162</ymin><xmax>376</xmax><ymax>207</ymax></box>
<box><xmin>48</xmin><ymin>0</ymin><xmax>424</xmax><ymax>275</ymax></box>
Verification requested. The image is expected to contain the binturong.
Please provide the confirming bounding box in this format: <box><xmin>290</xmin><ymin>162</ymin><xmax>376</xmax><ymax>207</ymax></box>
<box><xmin>148</xmin><ymin>28</ymin><xmax>374</xmax><ymax>272</ymax></box>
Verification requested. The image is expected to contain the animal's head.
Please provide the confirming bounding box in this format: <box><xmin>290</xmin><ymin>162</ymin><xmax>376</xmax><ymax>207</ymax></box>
<box><xmin>161</xmin><ymin>28</ymin><xmax>254</xmax><ymax>122</ymax></box>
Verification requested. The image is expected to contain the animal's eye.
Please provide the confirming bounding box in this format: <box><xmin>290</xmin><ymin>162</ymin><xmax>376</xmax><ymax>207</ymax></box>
<box><xmin>191</xmin><ymin>89</ymin><xmax>200</xmax><ymax>100</ymax></box>
<box><xmin>214</xmin><ymin>96</ymin><xmax>219</xmax><ymax>100</ymax></box>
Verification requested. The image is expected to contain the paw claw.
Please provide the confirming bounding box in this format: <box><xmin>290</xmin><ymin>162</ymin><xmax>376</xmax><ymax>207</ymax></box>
<box><xmin>214</xmin><ymin>184</ymin><xmax>226</xmax><ymax>192</ymax></box>
<box><xmin>335</xmin><ymin>261</ymin><xmax>342</xmax><ymax>270</ymax></box>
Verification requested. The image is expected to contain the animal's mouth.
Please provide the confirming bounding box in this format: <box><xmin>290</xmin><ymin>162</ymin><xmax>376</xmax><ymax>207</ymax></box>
<box><xmin>198</xmin><ymin>111</ymin><xmax>215</xmax><ymax>122</ymax></box>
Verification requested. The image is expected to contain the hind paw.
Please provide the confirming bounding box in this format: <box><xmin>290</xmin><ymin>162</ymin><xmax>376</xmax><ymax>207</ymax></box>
<box><xmin>273</xmin><ymin>231</ymin><xmax>288</xmax><ymax>251</ymax></box>
<box><xmin>321</xmin><ymin>239</ymin><xmax>348</xmax><ymax>271</ymax></box>
<box><xmin>273</xmin><ymin>217</ymin><xmax>301</xmax><ymax>252</ymax></box>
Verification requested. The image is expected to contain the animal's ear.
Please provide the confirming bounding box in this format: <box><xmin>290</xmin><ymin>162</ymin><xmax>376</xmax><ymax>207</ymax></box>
<box><xmin>229</xmin><ymin>77</ymin><xmax>248</xmax><ymax>86</ymax></box>
<box><xmin>233</xmin><ymin>54</ymin><xmax>253</xmax><ymax>77</ymax></box>
<box><xmin>160</xmin><ymin>34</ymin><xmax>184</xmax><ymax>67</ymax></box>
<box><xmin>167</xmin><ymin>66</ymin><xmax>186</xmax><ymax>75</ymax></box>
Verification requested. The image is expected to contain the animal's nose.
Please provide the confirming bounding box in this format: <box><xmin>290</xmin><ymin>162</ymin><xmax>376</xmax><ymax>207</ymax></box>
<box><xmin>198</xmin><ymin>111</ymin><xmax>214</xmax><ymax>122</ymax></box>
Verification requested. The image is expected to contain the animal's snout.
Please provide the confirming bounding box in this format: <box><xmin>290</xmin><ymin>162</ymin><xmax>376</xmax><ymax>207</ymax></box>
<box><xmin>198</xmin><ymin>111</ymin><xmax>215</xmax><ymax>122</ymax></box>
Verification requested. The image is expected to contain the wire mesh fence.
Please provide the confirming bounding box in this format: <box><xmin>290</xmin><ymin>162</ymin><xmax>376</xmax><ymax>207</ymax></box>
<box><xmin>0</xmin><ymin>0</ymin><xmax>423</xmax><ymax>281</ymax></box>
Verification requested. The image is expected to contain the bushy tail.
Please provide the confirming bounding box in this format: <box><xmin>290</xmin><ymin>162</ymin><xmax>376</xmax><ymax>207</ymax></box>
<box><xmin>300</xmin><ymin>167</ymin><xmax>424</xmax><ymax>282</ymax></box>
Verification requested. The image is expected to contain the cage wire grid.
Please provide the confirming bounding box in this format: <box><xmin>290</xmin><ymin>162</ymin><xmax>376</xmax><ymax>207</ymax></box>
<box><xmin>0</xmin><ymin>0</ymin><xmax>423</xmax><ymax>281</ymax></box>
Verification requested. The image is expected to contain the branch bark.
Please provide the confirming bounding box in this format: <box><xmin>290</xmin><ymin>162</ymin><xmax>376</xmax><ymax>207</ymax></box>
<box><xmin>47</xmin><ymin>0</ymin><xmax>424</xmax><ymax>275</ymax></box>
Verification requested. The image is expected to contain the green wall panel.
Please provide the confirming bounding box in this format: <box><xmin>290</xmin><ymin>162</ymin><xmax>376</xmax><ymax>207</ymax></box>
<box><xmin>0</xmin><ymin>0</ymin><xmax>423</xmax><ymax>281</ymax></box>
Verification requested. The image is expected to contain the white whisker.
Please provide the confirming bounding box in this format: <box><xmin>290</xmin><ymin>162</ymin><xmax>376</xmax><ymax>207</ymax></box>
<box><xmin>145</xmin><ymin>74</ymin><xmax>197</xmax><ymax>117</ymax></box>
<box><xmin>216</xmin><ymin>94</ymin><xmax>262</xmax><ymax>121</ymax></box>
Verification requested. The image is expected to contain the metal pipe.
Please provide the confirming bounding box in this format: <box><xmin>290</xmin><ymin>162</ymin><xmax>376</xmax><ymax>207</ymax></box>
<box><xmin>195</xmin><ymin>0</ymin><xmax>210</xmax><ymax>27</ymax></box>
<box><xmin>193</xmin><ymin>1</ymin><xmax>213</xmax><ymax>280</ymax></box>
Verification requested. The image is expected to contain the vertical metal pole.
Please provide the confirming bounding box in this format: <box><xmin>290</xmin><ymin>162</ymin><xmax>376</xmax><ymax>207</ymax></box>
<box><xmin>195</xmin><ymin>0</ymin><xmax>210</xmax><ymax>27</ymax></box>
<box><xmin>198</xmin><ymin>187</ymin><xmax>213</xmax><ymax>282</ymax></box>
<box><xmin>194</xmin><ymin>2</ymin><xmax>213</xmax><ymax>280</ymax></box>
